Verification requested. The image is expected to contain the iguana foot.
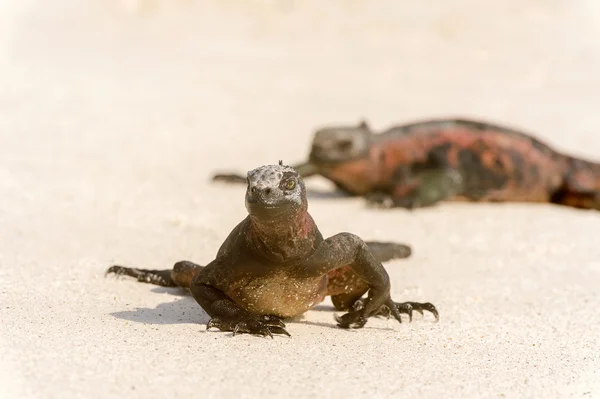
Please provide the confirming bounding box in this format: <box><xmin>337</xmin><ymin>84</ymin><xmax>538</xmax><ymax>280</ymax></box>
<box><xmin>388</xmin><ymin>301</ymin><xmax>439</xmax><ymax>322</ymax></box>
<box><xmin>350</xmin><ymin>298</ymin><xmax>439</xmax><ymax>322</ymax></box>
<box><xmin>106</xmin><ymin>265</ymin><xmax>175</xmax><ymax>287</ymax></box>
<box><xmin>206</xmin><ymin>315</ymin><xmax>291</xmax><ymax>338</ymax></box>
<box><xmin>335</xmin><ymin>297</ymin><xmax>408</xmax><ymax>329</ymax></box>
<box><xmin>365</xmin><ymin>192</ymin><xmax>401</xmax><ymax>209</ymax></box>
<box><xmin>365</xmin><ymin>191</ymin><xmax>441</xmax><ymax>210</ymax></box>
<box><xmin>365</xmin><ymin>192</ymin><xmax>428</xmax><ymax>209</ymax></box>
<box><xmin>334</xmin><ymin>311</ymin><xmax>368</xmax><ymax>329</ymax></box>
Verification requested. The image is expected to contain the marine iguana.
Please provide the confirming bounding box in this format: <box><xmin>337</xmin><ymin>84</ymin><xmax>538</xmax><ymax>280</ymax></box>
<box><xmin>213</xmin><ymin>118</ymin><xmax>600</xmax><ymax>210</ymax></box>
<box><xmin>106</xmin><ymin>162</ymin><xmax>436</xmax><ymax>337</ymax></box>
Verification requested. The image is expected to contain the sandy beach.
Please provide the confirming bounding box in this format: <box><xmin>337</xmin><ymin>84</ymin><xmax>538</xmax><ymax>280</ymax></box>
<box><xmin>1</xmin><ymin>1</ymin><xmax>599</xmax><ymax>398</ymax></box>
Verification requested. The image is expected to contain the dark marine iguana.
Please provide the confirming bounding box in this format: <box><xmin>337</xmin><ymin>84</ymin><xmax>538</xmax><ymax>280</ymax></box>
<box><xmin>106</xmin><ymin>162</ymin><xmax>436</xmax><ymax>337</ymax></box>
<box><xmin>212</xmin><ymin>118</ymin><xmax>600</xmax><ymax>210</ymax></box>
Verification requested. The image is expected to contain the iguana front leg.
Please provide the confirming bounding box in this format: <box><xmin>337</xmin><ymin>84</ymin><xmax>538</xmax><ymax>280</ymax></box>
<box><xmin>366</xmin><ymin>168</ymin><xmax>464</xmax><ymax>209</ymax></box>
<box><xmin>190</xmin><ymin>281</ymin><xmax>291</xmax><ymax>338</ymax></box>
<box><xmin>295</xmin><ymin>232</ymin><xmax>437</xmax><ymax>328</ymax></box>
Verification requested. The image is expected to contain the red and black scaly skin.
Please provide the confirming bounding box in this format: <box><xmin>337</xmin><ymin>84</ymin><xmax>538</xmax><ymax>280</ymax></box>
<box><xmin>106</xmin><ymin>162</ymin><xmax>435</xmax><ymax>338</ymax></box>
<box><xmin>212</xmin><ymin>118</ymin><xmax>600</xmax><ymax>210</ymax></box>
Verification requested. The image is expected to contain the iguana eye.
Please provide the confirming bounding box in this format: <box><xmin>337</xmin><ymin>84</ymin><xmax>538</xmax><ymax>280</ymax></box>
<box><xmin>284</xmin><ymin>180</ymin><xmax>296</xmax><ymax>190</ymax></box>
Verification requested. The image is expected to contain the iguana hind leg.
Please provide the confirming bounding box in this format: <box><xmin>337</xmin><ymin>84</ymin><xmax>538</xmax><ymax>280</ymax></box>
<box><xmin>365</xmin><ymin>241</ymin><xmax>412</xmax><ymax>261</ymax></box>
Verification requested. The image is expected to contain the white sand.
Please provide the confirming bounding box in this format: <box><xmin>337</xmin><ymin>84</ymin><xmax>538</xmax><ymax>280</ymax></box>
<box><xmin>1</xmin><ymin>1</ymin><xmax>600</xmax><ymax>398</ymax></box>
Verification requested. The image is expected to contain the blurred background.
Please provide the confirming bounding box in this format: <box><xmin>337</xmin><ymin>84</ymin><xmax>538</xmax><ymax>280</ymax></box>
<box><xmin>3</xmin><ymin>0</ymin><xmax>600</xmax><ymax>169</ymax></box>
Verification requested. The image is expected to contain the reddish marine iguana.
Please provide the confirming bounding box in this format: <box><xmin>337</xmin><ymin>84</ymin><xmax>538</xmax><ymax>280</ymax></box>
<box><xmin>106</xmin><ymin>162</ymin><xmax>436</xmax><ymax>337</ymax></box>
<box><xmin>213</xmin><ymin>118</ymin><xmax>600</xmax><ymax>210</ymax></box>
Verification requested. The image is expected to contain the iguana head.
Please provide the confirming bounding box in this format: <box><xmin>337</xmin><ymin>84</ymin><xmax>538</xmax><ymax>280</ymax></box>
<box><xmin>245</xmin><ymin>161</ymin><xmax>307</xmax><ymax>220</ymax></box>
<box><xmin>308</xmin><ymin>120</ymin><xmax>373</xmax><ymax>166</ymax></box>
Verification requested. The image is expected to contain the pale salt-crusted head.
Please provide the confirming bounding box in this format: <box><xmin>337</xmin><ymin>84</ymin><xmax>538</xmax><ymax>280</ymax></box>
<box><xmin>245</xmin><ymin>161</ymin><xmax>307</xmax><ymax>219</ymax></box>
<box><xmin>308</xmin><ymin>120</ymin><xmax>372</xmax><ymax>165</ymax></box>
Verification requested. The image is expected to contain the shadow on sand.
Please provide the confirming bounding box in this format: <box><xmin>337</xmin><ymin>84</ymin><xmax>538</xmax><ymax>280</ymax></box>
<box><xmin>110</xmin><ymin>289</ymin><xmax>210</xmax><ymax>325</ymax></box>
<box><xmin>109</xmin><ymin>288</ymin><xmax>396</xmax><ymax>332</ymax></box>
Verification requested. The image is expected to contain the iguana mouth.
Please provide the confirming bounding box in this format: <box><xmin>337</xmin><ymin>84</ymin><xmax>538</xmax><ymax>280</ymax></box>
<box><xmin>245</xmin><ymin>192</ymin><xmax>281</xmax><ymax>208</ymax></box>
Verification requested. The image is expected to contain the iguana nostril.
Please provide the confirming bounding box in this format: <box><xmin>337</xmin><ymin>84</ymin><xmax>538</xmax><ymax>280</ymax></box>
<box><xmin>264</xmin><ymin>188</ymin><xmax>272</xmax><ymax>196</ymax></box>
<box><xmin>251</xmin><ymin>187</ymin><xmax>257</xmax><ymax>194</ymax></box>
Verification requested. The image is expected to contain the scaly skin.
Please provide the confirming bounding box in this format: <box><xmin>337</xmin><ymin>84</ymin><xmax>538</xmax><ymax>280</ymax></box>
<box><xmin>212</xmin><ymin>118</ymin><xmax>600</xmax><ymax>210</ymax></box>
<box><xmin>106</xmin><ymin>162</ymin><xmax>435</xmax><ymax>337</ymax></box>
